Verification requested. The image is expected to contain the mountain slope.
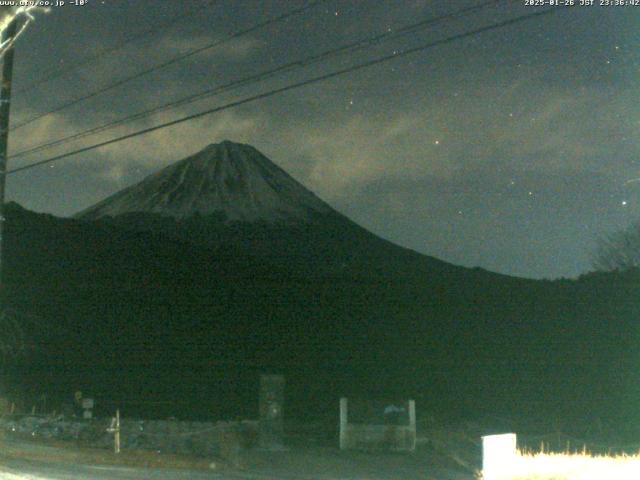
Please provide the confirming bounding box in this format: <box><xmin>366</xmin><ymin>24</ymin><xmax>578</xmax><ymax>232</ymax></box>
<box><xmin>5</xmin><ymin>201</ymin><xmax>639</xmax><ymax>427</ymax></box>
<box><xmin>75</xmin><ymin>140</ymin><xmax>503</xmax><ymax>281</ymax></box>
<box><xmin>5</xmin><ymin>141</ymin><xmax>639</xmax><ymax>432</ymax></box>
<box><xmin>76</xmin><ymin>141</ymin><xmax>333</xmax><ymax>223</ymax></box>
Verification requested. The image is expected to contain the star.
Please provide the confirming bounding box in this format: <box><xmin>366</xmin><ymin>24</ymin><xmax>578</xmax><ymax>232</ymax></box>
<box><xmin>434</xmin><ymin>140</ymin><xmax>440</xmax><ymax>145</ymax></box>
<box><xmin>621</xmin><ymin>200</ymin><xmax>628</xmax><ymax>206</ymax></box>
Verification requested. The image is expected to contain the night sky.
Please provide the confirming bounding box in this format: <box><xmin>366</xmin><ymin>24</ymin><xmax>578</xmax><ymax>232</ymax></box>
<box><xmin>4</xmin><ymin>0</ymin><xmax>639</xmax><ymax>279</ymax></box>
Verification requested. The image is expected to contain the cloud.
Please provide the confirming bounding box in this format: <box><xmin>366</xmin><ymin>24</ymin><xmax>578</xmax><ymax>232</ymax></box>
<box><xmin>155</xmin><ymin>33</ymin><xmax>262</xmax><ymax>62</ymax></box>
<box><xmin>90</xmin><ymin>108</ymin><xmax>267</xmax><ymax>184</ymax></box>
<box><xmin>7</xmin><ymin>99</ymin><xmax>267</xmax><ymax>186</ymax></box>
<box><xmin>12</xmin><ymin>66</ymin><xmax>634</xmax><ymax>213</ymax></box>
<box><xmin>270</xmin><ymin>111</ymin><xmax>456</xmax><ymax>202</ymax></box>
<box><xmin>54</xmin><ymin>32</ymin><xmax>262</xmax><ymax>113</ymax></box>
<box><xmin>8</xmin><ymin>111</ymin><xmax>80</xmax><ymax>162</ymax></box>
<box><xmin>257</xmin><ymin>79</ymin><xmax>636</xmax><ymax>207</ymax></box>
<box><xmin>8</xmin><ymin>27</ymin><xmax>636</xmax><ymax>278</ymax></box>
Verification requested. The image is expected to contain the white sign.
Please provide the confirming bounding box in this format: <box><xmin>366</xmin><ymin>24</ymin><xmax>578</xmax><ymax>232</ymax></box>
<box><xmin>482</xmin><ymin>433</ymin><xmax>518</xmax><ymax>480</ymax></box>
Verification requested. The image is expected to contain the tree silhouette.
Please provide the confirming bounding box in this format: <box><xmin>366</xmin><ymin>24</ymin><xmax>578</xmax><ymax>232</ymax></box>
<box><xmin>593</xmin><ymin>220</ymin><xmax>640</xmax><ymax>272</ymax></box>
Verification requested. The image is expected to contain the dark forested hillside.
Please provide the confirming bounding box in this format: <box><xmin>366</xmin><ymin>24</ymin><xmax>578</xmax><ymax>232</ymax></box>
<box><xmin>3</xmin><ymin>202</ymin><xmax>639</xmax><ymax>434</ymax></box>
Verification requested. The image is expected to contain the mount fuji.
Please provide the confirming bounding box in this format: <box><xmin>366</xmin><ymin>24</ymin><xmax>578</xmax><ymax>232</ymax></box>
<box><xmin>74</xmin><ymin>140</ymin><xmax>468</xmax><ymax>277</ymax></box>
<box><xmin>2</xmin><ymin>140</ymin><xmax>636</xmax><ymax>426</ymax></box>
<box><xmin>76</xmin><ymin>140</ymin><xmax>333</xmax><ymax>223</ymax></box>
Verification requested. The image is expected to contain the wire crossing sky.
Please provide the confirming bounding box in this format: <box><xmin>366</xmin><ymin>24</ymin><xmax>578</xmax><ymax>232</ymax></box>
<box><xmin>9</xmin><ymin>0</ymin><xmax>503</xmax><ymax>161</ymax></box>
<box><xmin>12</xmin><ymin>0</ymin><xmax>215</xmax><ymax>96</ymax></box>
<box><xmin>9</xmin><ymin>0</ymin><xmax>329</xmax><ymax>131</ymax></box>
<box><xmin>8</xmin><ymin>7</ymin><xmax>562</xmax><ymax>175</ymax></box>
<box><xmin>5</xmin><ymin>0</ymin><xmax>640</xmax><ymax>279</ymax></box>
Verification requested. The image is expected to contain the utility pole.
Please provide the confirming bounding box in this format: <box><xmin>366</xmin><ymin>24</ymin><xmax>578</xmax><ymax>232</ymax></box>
<box><xmin>0</xmin><ymin>18</ymin><xmax>17</xmax><ymax>313</ymax></box>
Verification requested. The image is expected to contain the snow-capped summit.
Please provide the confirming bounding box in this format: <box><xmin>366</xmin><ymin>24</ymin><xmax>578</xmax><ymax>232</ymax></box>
<box><xmin>76</xmin><ymin>140</ymin><xmax>334</xmax><ymax>223</ymax></box>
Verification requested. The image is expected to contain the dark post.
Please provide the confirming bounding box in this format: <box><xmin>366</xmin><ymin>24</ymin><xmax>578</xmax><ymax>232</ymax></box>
<box><xmin>258</xmin><ymin>374</ymin><xmax>285</xmax><ymax>449</ymax></box>
<box><xmin>0</xmin><ymin>18</ymin><xmax>17</xmax><ymax>312</ymax></box>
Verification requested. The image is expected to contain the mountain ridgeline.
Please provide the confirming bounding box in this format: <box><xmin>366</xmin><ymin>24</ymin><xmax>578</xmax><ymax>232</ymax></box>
<box><xmin>4</xmin><ymin>141</ymin><xmax>639</xmax><ymax>433</ymax></box>
<box><xmin>76</xmin><ymin>141</ymin><xmax>333</xmax><ymax>223</ymax></box>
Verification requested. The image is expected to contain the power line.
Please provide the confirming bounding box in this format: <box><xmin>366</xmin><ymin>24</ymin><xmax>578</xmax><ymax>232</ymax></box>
<box><xmin>8</xmin><ymin>7</ymin><xmax>565</xmax><ymax>176</ymax></box>
<box><xmin>11</xmin><ymin>0</ymin><xmax>501</xmax><ymax>161</ymax></box>
<box><xmin>14</xmin><ymin>0</ymin><xmax>216</xmax><ymax>96</ymax></box>
<box><xmin>10</xmin><ymin>0</ymin><xmax>328</xmax><ymax>132</ymax></box>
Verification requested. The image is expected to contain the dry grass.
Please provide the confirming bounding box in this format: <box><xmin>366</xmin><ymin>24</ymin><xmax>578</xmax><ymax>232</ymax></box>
<box><xmin>478</xmin><ymin>449</ymin><xmax>640</xmax><ymax>480</ymax></box>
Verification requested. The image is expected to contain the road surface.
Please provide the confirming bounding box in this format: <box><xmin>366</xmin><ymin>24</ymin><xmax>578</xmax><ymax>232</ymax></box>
<box><xmin>0</xmin><ymin>437</ymin><xmax>475</xmax><ymax>479</ymax></box>
<box><xmin>0</xmin><ymin>456</ymin><xmax>474</xmax><ymax>480</ymax></box>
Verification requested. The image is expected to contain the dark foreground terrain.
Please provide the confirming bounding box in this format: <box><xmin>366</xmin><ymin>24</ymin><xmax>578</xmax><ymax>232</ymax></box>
<box><xmin>0</xmin><ymin>426</ymin><xmax>476</xmax><ymax>480</ymax></box>
<box><xmin>1</xmin><ymin>198</ymin><xmax>639</xmax><ymax>437</ymax></box>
